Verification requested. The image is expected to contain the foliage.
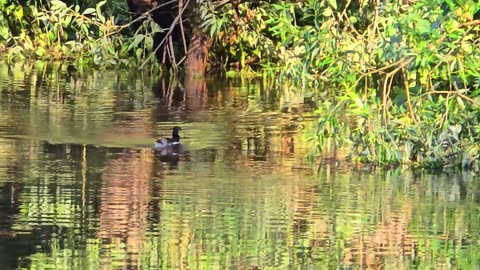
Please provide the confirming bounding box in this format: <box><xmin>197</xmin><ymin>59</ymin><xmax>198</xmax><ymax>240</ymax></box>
<box><xmin>309</xmin><ymin>85</ymin><xmax>480</xmax><ymax>169</ymax></box>
<box><xmin>312</xmin><ymin>0</ymin><xmax>480</xmax><ymax>169</ymax></box>
<box><xmin>198</xmin><ymin>0</ymin><xmax>480</xmax><ymax>169</ymax></box>
<box><xmin>0</xmin><ymin>0</ymin><xmax>163</xmax><ymax>68</ymax></box>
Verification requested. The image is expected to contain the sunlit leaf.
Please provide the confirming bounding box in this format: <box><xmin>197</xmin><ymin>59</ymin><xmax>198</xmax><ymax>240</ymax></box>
<box><xmin>83</xmin><ymin>8</ymin><xmax>95</xmax><ymax>15</ymax></box>
<box><xmin>0</xmin><ymin>28</ymin><xmax>10</xmax><ymax>40</ymax></box>
<box><xmin>210</xmin><ymin>23</ymin><xmax>216</xmax><ymax>37</ymax></box>
<box><xmin>328</xmin><ymin>0</ymin><xmax>337</xmax><ymax>10</ymax></box>
<box><xmin>81</xmin><ymin>24</ymin><xmax>89</xmax><ymax>35</ymax></box>
<box><xmin>416</xmin><ymin>19</ymin><xmax>431</xmax><ymax>34</ymax></box>
<box><xmin>96</xmin><ymin>0</ymin><xmax>106</xmax><ymax>23</ymax></box>
<box><xmin>35</xmin><ymin>47</ymin><xmax>46</xmax><ymax>57</ymax></box>
<box><xmin>462</xmin><ymin>12</ymin><xmax>473</xmax><ymax>21</ymax></box>
<box><xmin>323</xmin><ymin>8</ymin><xmax>333</xmax><ymax>17</ymax></box>
<box><xmin>62</xmin><ymin>16</ymin><xmax>72</xmax><ymax>27</ymax></box>
<box><xmin>50</xmin><ymin>0</ymin><xmax>66</xmax><ymax>11</ymax></box>
<box><xmin>14</xmin><ymin>6</ymin><xmax>24</xmax><ymax>20</ymax></box>
<box><xmin>272</xmin><ymin>4</ymin><xmax>284</xmax><ymax>10</ymax></box>
<box><xmin>311</xmin><ymin>47</ymin><xmax>320</xmax><ymax>61</ymax></box>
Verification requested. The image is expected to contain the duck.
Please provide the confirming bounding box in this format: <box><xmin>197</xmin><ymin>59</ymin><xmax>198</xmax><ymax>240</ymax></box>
<box><xmin>155</xmin><ymin>126</ymin><xmax>182</xmax><ymax>148</ymax></box>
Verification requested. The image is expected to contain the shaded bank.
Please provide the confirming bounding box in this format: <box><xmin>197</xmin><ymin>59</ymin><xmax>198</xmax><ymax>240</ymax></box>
<box><xmin>126</xmin><ymin>0</ymin><xmax>212</xmax><ymax>75</ymax></box>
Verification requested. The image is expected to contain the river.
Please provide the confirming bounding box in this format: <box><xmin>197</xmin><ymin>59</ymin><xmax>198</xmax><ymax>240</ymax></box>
<box><xmin>0</xmin><ymin>63</ymin><xmax>478</xmax><ymax>269</ymax></box>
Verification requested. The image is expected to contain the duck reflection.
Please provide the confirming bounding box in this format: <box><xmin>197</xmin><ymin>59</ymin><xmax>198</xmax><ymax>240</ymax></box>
<box><xmin>153</xmin><ymin>145</ymin><xmax>182</xmax><ymax>167</ymax></box>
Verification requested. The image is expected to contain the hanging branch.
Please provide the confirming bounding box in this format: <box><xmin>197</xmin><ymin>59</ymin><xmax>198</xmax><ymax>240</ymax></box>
<box><xmin>103</xmin><ymin>0</ymin><xmax>179</xmax><ymax>37</ymax></box>
<box><xmin>168</xmin><ymin>35</ymin><xmax>177</xmax><ymax>67</ymax></box>
<box><xmin>367</xmin><ymin>0</ymin><xmax>381</xmax><ymax>53</ymax></box>
<box><xmin>138</xmin><ymin>0</ymin><xmax>191</xmax><ymax>70</ymax></box>
<box><xmin>178</xmin><ymin>0</ymin><xmax>188</xmax><ymax>55</ymax></box>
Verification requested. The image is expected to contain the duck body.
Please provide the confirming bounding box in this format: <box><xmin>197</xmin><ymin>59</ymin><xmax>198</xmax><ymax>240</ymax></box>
<box><xmin>154</xmin><ymin>137</ymin><xmax>180</xmax><ymax>148</ymax></box>
<box><xmin>154</xmin><ymin>126</ymin><xmax>182</xmax><ymax>148</ymax></box>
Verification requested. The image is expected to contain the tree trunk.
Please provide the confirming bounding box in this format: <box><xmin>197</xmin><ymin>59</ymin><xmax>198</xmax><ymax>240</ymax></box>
<box><xmin>185</xmin><ymin>32</ymin><xmax>212</xmax><ymax>77</ymax></box>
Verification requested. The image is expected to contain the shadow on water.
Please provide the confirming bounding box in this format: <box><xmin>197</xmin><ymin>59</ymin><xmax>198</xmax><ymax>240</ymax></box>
<box><xmin>0</xmin><ymin>64</ymin><xmax>480</xmax><ymax>269</ymax></box>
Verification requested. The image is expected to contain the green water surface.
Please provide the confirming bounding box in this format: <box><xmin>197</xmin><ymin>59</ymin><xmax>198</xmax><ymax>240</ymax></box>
<box><xmin>0</xmin><ymin>63</ymin><xmax>479</xmax><ymax>270</ymax></box>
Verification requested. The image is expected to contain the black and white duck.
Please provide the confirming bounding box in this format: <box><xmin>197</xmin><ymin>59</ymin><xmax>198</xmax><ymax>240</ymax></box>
<box><xmin>154</xmin><ymin>126</ymin><xmax>182</xmax><ymax>148</ymax></box>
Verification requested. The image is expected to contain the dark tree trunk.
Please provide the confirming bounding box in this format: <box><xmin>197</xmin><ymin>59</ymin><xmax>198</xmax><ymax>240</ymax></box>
<box><xmin>185</xmin><ymin>33</ymin><xmax>212</xmax><ymax>77</ymax></box>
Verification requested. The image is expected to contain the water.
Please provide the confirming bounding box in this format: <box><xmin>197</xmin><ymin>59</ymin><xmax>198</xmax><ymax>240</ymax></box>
<box><xmin>0</xmin><ymin>63</ymin><xmax>480</xmax><ymax>269</ymax></box>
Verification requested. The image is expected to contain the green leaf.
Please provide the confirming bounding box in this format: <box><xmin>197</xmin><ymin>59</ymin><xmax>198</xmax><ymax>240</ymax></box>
<box><xmin>200</xmin><ymin>7</ymin><xmax>208</xmax><ymax>19</ymax></box>
<box><xmin>416</xmin><ymin>19</ymin><xmax>431</xmax><ymax>34</ymax></box>
<box><xmin>50</xmin><ymin>0</ymin><xmax>66</xmax><ymax>10</ymax></box>
<box><xmin>327</xmin><ymin>0</ymin><xmax>337</xmax><ymax>10</ymax></box>
<box><xmin>15</xmin><ymin>6</ymin><xmax>23</xmax><ymax>20</ymax></box>
<box><xmin>62</xmin><ymin>16</ymin><xmax>72</xmax><ymax>27</ymax></box>
<box><xmin>0</xmin><ymin>27</ymin><xmax>10</xmax><ymax>40</ymax></box>
<box><xmin>323</xmin><ymin>7</ymin><xmax>333</xmax><ymax>17</ymax></box>
<box><xmin>151</xmin><ymin>21</ymin><xmax>163</xmax><ymax>34</ymax></box>
<box><xmin>48</xmin><ymin>31</ymin><xmax>56</xmax><ymax>42</ymax></box>
<box><xmin>36</xmin><ymin>47</ymin><xmax>46</xmax><ymax>57</ymax></box>
<box><xmin>145</xmin><ymin>36</ymin><xmax>154</xmax><ymax>50</ymax></box>
<box><xmin>96</xmin><ymin>0</ymin><xmax>106</xmax><ymax>23</ymax></box>
<box><xmin>272</xmin><ymin>4</ymin><xmax>284</xmax><ymax>10</ymax></box>
<box><xmin>210</xmin><ymin>23</ymin><xmax>217</xmax><ymax>37</ymax></box>
<box><xmin>81</xmin><ymin>24</ymin><xmax>89</xmax><ymax>35</ymax></box>
<box><xmin>135</xmin><ymin>48</ymin><xmax>143</xmax><ymax>60</ymax></box>
<box><xmin>83</xmin><ymin>8</ymin><xmax>95</xmax><ymax>15</ymax></box>
<box><xmin>128</xmin><ymin>34</ymin><xmax>145</xmax><ymax>51</ymax></box>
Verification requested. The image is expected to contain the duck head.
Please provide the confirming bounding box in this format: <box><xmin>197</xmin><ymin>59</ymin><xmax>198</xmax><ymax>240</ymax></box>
<box><xmin>171</xmin><ymin>126</ymin><xmax>182</xmax><ymax>142</ymax></box>
<box><xmin>172</xmin><ymin>126</ymin><xmax>182</xmax><ymax>135</ymax></box>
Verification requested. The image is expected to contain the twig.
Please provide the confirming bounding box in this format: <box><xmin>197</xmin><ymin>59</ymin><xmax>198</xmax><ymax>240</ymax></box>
<box><xmin>402</xmin><ymin>67</ymin><xmax>418</xmax><ymax>125</ymax></box>
<box><xmin>418</xmin><ymin>90</ymin><xmax>480</xmax><ymax>107</ymax></box>
<box><xmin>459</xmin><ymin>19</ymin><xmax>480</xmax><ymax>28</ymax></box>
<box><xmin>103</xmin><ymin>0</ymin><xmax>179</xmax><ymax>37</ymax></box>
<box><xmin>177</xmin><ymin>55</ymin><xmax>187</xmax><ymax>66</ymax></box>
<box><xmin>367</xmin><ymin>0</ymin><xmax>381</xmax><ymax>53</ymax></box>
<box><xmin>168</xmin><ymin>35</ymin><xmax>177</xmax><ymax>68</ymax></box>
<box><xmin>427</xmin><ymin>22</ymin><xmax>477</xmax><ymax>79</ymax></box>
<box><xmin>439</xmin><ymin>90</ymin><xmax>451</xmax><ymax>128</ymax></box>
<box><xmin>178</xmin><ymin>0</ymin><xmax>188</xmax><ymax>55</ymax></box>
<box><xmin>123</xmin><ymin>0</ymin><xmax>178</xmax><ymax>29</ymax></box>
<box><xmin>139</xmin><ymin>0</ymin><xmax>191</xmax><ymax>70</ymax></box>
<box><xmin>356</xmin><ymin>57</ymin><xmax>415</xmax><ymax>86</ymax></box>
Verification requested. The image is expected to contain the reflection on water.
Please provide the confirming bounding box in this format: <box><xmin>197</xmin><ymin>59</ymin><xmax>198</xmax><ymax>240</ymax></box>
<box><xmin>0</xmin><ymin>64</ymin><xmax>479</xmax><ymax>269</ymax></box>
